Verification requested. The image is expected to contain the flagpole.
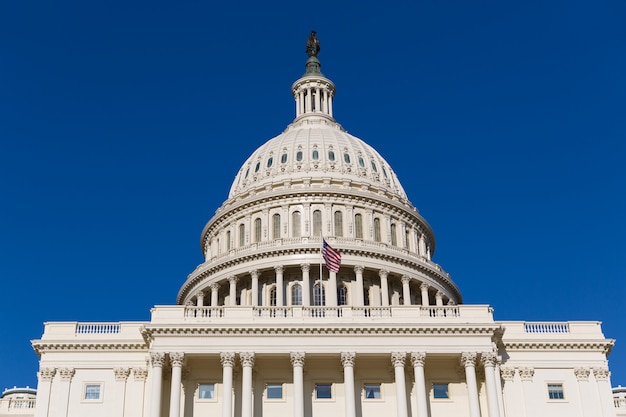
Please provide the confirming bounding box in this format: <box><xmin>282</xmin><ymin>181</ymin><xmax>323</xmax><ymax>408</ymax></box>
<box><xmin>319</xmin><ymin>235</ymin><xmax>324</xmax><ymax>306</ymax></box>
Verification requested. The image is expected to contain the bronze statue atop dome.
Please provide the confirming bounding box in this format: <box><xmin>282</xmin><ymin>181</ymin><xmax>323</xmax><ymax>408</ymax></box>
<box><xmin>306</xmin><ymin>30</ymin><xmax>320</xmax><ymax>57</ymax></box>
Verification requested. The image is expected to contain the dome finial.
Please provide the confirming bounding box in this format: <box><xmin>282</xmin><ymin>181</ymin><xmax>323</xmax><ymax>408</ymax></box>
<box><xmin>306</xmin><ymin>30</ymin><xmax>320</xmax><ymax>57</ymax></box>
<box><xmin>304</xmin><ymin>31</ymin><xmax>323</xmax><ymax>76</ymax></box>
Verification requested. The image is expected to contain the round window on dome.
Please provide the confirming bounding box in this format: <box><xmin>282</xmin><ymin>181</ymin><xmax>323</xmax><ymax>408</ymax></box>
<box><xmin>371</xmin><ymin>161</ymin><xmax>377</xmax><ymax>172</ymax></box>
<box><xmin>255</xmin><ymin>162</ymin><xmax>260</xmax><ymax>173</ymax></box>
<box><xmin>281</xmin><ymin>153</ymin><xmax>288</xmax><ymax>164</ymax></box>
<box><xmin>344</xmin><ymin>153</ymin><xmax>351</xmax><ymax>163</ymax></box>
<box><xmin>328</xmin><ymin>151</ymin><xmax>335</xmax><ymax>161</ymax></box>
<box><xmin>312</xmin><ymin>150</ymin><xmax>319</xmax><ymax>160</ymax></box>
<box><xmin>358</xmin><ymin>156</ymin><xmax>365</xmax><ymax>167</ymax></box>
<box><xmin>296</xmin><ymin>151</ymin><xmax>303</xmax><ymax>162</ymax></box>
<box><xmin>267</xmin><ymin>157</ymin><xmax>273</xmax><ymax>168</ymax></box>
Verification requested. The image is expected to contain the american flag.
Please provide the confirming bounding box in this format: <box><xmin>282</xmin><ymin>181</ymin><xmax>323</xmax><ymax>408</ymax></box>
<box><xmin>322</xmin><ymin>239</ymin><xmax>341</xmax><ymax>273</ymax></box>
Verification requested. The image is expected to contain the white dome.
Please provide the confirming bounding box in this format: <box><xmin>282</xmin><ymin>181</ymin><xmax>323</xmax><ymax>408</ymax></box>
<box><xmin>228</xmin><ymin>118</ymin><xmax>408</xmax><ymax>202</ymax></box>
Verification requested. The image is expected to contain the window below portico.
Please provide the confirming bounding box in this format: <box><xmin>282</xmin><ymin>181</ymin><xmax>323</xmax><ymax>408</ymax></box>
<box><xmin>432</xmin><ymin>383</ymin><xmax>449</xmax><ymax>399</ymax></box>
<box><xmin>315</xmin><ymin>383</ymin><xmax>333</xmax><ymax>399</ymax></box>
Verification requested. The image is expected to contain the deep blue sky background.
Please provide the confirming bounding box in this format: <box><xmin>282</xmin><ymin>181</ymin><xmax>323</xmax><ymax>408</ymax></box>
<box><xmin>1</xmin><ymin>0</ymin><xmax>625</xmax><ymax>392</ymax></box>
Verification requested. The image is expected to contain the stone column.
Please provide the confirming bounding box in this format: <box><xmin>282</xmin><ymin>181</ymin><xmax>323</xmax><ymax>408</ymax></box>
<box><xmin>228</xmin><ymin>276</ymin><xmax>238</xmax><ymax>306</ymax></box>
<box><xmin>341</xmin><ymin>352</ymin><xmax>357</xmax><ymax>417</ymax></box>
<box><xmin>275</xmin><ymin>265</ymin><xmax>284</xmax><ymax>306</ymax></box>
<box><xmin>301</xmin><ymin>263</ymin><xmax>311</xmax><ymax>306</ymax></box>
<box><xmin>315</xmin><ymin>87</ymin><xmax>321</xmax><ymax>111</ymax></box>
<box><xmin>494</xmin><ymin>358</ymin><xmax>505</xmax><ymax>417</ymax></box>
<box><xmin>401</xmin><ymin>275</ymin><xmax>411</xmax><ymax>306</ymax></box>
<box><xmin>379</xmin><ymin>269</ymin><xmax>390</xmax><ymax>307</ymax></box>
<box><xmin>240</xmin><ymin>353</ymin><xmax>255</xmax><ymax>417</ymax></box>
<box><xmin>220</xmin><ymin>353</ymin><xmax>236</xmax><ymax>417</ymax></box>
<box><xmin>418</xmin><ymin>234</ymin><xmax>426</xmax><ymax>257</ymax></box>
<box><xmin>461</xmin><ymin>352</ymin><xmax>481</xmax><ymax>417</ymax></box>
<box><xmin>328</xmin><ymin>94</ymin><xmax>333</xmax><ymax>117</ymax></box>
<box><xmin>435</xmin><ymin>291</ymin><xmax>444</xmax><ymax>307</ymax></box>
<box><xmin>149</xmin><ymin>353</ymin><xmax>165</xmax><ymax>417</ymax></box>
<box><xmin>133</xmin><ymin>368</ymin><xmax>149</xmax><ymax>417</ymax></box>
<box><xmin>169</xmin><ymin>353</ymin><xmax>184</xmax><ymax>417</ymax></box>
<box><xmin>391</xmin><ymin>352</ymin><xmax>408</xmax><ymax>417</ymax></box>
<box><xmin>519</xmin><ymin>367</ymin><xmax>535</xmax><ymax>417</ymax></box>
<box><xmin>410</xmin><ymin>352</ymin><xmax>428</xmax><ymax>417</ymax></box>
<box><xmin>114</xmin><ymin>367</ymin><xmax>130</xmax><ymax>417</ymax></box>
<box><xmin>210</xmin><ymin>283</ymin><xmax>220</xmax><ymax>306</ymax></box>
<box><xmin>34</xmin><ymin>368</ymin><xmax>56</xmax><ymax>417</ymax></box>
<box><xmin>195</xmin><ymin>291</ymin><xmax>205</xmax><ymax>307</ymax></box>
<box><xmin>323</xmin><ymin>89</ymin><xmax>329</xmax><ymax>113</ymax></box>
<box><xmin>291</xmin><ymin>352</ymin><xmax>306</xmax><ymax>417</ymax></box>
<box><xmin>250</xmin><ymin>270</ymin><xmax>259</xmax><ymax>307</ymax></box>
<box><xmin>420</xmin><ymin>283</ymin><xmax>430</xmax><ymax>306</ymax></box>
<box><xmin>574</xmin><ymin>368</ymin><xmax>595</xmax><ymax>417</ymax></box>
<box><xmin>57</xmin><ymin>368</ymin><xmax>75</xmax><ymax>417</ymax></box>
<box><xmin>327</xmin><ymin>271</ymin><xmax>338</xmax><ymax>306</ymax></box>
<box><xmin>354</xmin><ymin>266</ymin><xmax>365</xmax><ymax>306</ymax></box>
<box><xmin>482</xmin><ymin>352</ymin><xmax>501</xmax><ymax>417</ymax></box>
<box><xmin>500</xmin><ymin>367</ymin><xmax>521</xmax><ymax>417</ymax></box>
<box><xmin>593</xmin><ymin>367</ymin><xmax>615</xmax><ymax>417</ymax></box>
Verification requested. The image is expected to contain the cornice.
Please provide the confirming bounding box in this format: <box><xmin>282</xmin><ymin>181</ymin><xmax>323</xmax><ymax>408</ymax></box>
<box><xmin>503</xmin><ymin>340</ymin><xmax>615</xmax><ymax>355</ymax></box>
<box><xmin>32</xmin><ymin>342</ymin><xmax>148</xmax><ymax>355</ymax></box>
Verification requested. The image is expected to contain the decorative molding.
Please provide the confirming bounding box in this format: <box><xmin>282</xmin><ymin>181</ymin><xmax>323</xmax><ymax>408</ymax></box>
<box><xmin>220</xmin><ymin>352</ymin><xmax>236</xmax><ymax>367</ymax></box>
<box><xmin>574</xmin><ymin>367</ymin><xmax>590</xmax><ymax>381</ymax></box>
<box><xmin>503</xmin><ymin>341</ymin><xmax>614</xmax><ymax>353</ymax></box>
<box><xmin>300</xmin><ymin>263</ymin><xmax>310</xmax><ymax>272</ymax></box>
<box><xmin>150</xmin><ymin>352</ymin><xmax>166</xmax><ymax>368</ymax></box>
<box><xmin>290</xmin><ymin>352</ymin><xmax>305</xmax><ymax>367</ymax></box>
<box><xmin>401</xmin><ymin>275</ymin><xmax>411</xmax><ymax>284</ymax></box>
<box><xmin>460</xmin><ymin>352</ymin><xmax>477</xmax><ymax>368</ymax></box>
<box><xmin>410</xmin><ymin>352</ymin><xmax>426</xmax><ymax>367</ymax></box>
<box><xmin>341</xmin><ymin>352</ymin><xmax>356</xmax><ymax>367</ymax></box>
<box><xmin>209</xmin><ymin>282</ymin><xmax>220</xmax><ymax>291</ymax></box>
<box><xmin>133</xmin><ymin>368</ymin><xmax>148</xmax><ymax>381</ymax></box>
<box><xmin>353</xmin><ymin>265</ymin><xmax>364</xmax><ymax>274</ymax></box>
<box><xmin>114</xmin><ymin>367</ymin><xmax>130</xmax><ymax>381</ymax></box>
<box><xmin>593</xmin><ymin>367</ymin><xmax>610</xmax><ymax>381</ymax></box>
<box><xmin>274</xmin><ymin>265</ymin><xmax>284</xmax><ymax>274</ymax></box>
<box><xmin>240</xmin><ymin>352</ymin><xmax>255</xmax><ymax>367</ymax></box>
<box><xmin>518</xmin><ymin>367</ymin><xmax>534</xmax><ymax>382</ymax></box>
<box><xmin>170</xmin><ymin>352</ymin><xmax>185</xmax><ymax>367</ymax></box>
<box><xmin>481</xmin><ymin>352</ymin><xmax>498</xmax><ymax>368</ymax></box>
<box><xmin>500</xmin><ymin>367</ymin><xmax>516</xmax><ymax>381</ymax></box>
<box><xmin>391</xmin><ymin>352</ymin><xmax>406</xmax><ymax>367</ymax></box>
<box><xmin>58</xmin><ymin>368</ymin><xmax>75</xmax><ymax>381</ymax></box>
<box><xmin>32</xmin><ymin>342</ymin><xmax>148</xmax><ymax>354</ymax></box>
<box><xmin>249</xmin><ymin>269</ymin><xmax>260</xmax><ymax>279</ymax></box>
<box><xmin>38</xmin><ymin>367</ymin><xmax>56</xmax><ymax>381</ymax></box>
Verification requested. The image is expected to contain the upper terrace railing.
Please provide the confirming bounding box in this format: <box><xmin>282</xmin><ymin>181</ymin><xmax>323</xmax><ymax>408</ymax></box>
<box><xmin>524</xmin><ymin>322</ymin><xmax>570</xmax><ymax>333</ymax></box>
<box><xmin>0</xmin><ymin>398</ymin><xmax>37</xmax><ymax>414</ymax></box>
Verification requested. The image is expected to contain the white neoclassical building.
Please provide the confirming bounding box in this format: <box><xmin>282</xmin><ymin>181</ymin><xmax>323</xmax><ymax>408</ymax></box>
<box><xmin>31</xmin><ymin>32</ymin><xmax>617</xmax><ymax>417</ymax></box>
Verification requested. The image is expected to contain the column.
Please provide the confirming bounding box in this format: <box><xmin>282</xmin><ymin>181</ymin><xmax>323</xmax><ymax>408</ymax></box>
<box><xmin>291</xmin><ymin>352</ymin><xmax>306</xmax><ymax>417</ymax></box>
<box><xmin>323</xmin><ymin>89</ymin><xmax>328</xmax><ymax>113</ymax></box>
<box><xmin>494</xmin><ymin>359</ymin><xmax>505</xmax><ymax>417</ymax></box>
<box><xmin>519</xmin><ymin>367</ymin><xmax>535</xmax><ymax>416</ymax></box>
<box><xmin>220</xmin><ymin>352</ymin><xmax>235</xmax><ymax>417</ymax></box>
<box><xmin>250</xmin><ymin>270</ymin><xmax>259</xmax><ymax>307</ymax></box>
<box><xmin>379</xmin><ymin>269</ymin><xmax>390</xmax><ymax>307</ymax></box>
<box><xmin>461</xmin><ymin>352</ymin><xmax>481</xmax><ymax>417</ymax></box>
<box><xmin>401</xmin><ymin>275</ymin><xmax>411</xmax><ymax>306</ymax></box>
<box><xmin>391</xmin><ymin>352</ymin><xmax>409</xmax><ymax>417</ymax></box>
<box><xmin>57</xmin><ymin>368</ymin><xmax>75</xmax><ymax>417</ymax></box>
<box><xmin>169</xmin><ymin>353</ymin><xmax>184</xmax><ymax>417</ymax></box>
<box><xmin>34</xmin><ymin>368</ymin><xmax>55</xmax><ymax>417</ymax></box>
<box><xmin>435</xmin><ymin>291</ymin><xmax>444</xmax><ymax>307</ymax></box>
<box><xmin>593</xmin><ymin>367</ymin><xmax>615</xmax><ymax>417</ymax></box>
<box><xmin>149</xmin><ymin>353</ymin><xmax>165</xmax><ymax>417</ymax></box>
<box><xmin>306</xmin><ymin>87</ymin><xmax>312</xmax><ymax>112</ymax></box>
<box><xmin>411</xmin><ymin>352</ymin><xmax>428</xmax><ymax>417</ymax></box>
<box><xmin>240</xmin><ymin>353</ymin><xmax>255</xmax><ymax>417</ymax></box>
<box><xmin>210</xmin><ymin>283</ymin><xmax>220</xmax><ymax>306</ymax></box>
<box><xmin>354</xmin><ymin>266</ymin><xmax>365</xmax><ymax>306</ymax></box>
<box><xmin>500</xmin><ymin>367</ymin><xmax>523</xmax><ymax>417</ymax></box>
<box><xmin>114</xmin><ymin>368</ymin><xmax>130</xmax><ymax>417</ymax></box>
<box><xmin>481</xmin><ymin>352</ymin><xmax>501</xmax><ymax>417</ymax></box>
<box><xmin>228</xmin><ymin>276</ymin><xmax>238</xmax><ymax>306</ymax></box>
<box><xmin>327</xmin><ymin>271</ymin><xmax>338</xmax><ymax>306</ymax></box>
<box><xmin>341</xmin><ymin>352</ymin><xmax>357</xmax><ymax>417</ymax></box>
<box><xmin>420</xmin><ymin>283</ymin><xmax>430</xmax><ymax>306</ymax></box>
<box><xmin>275</xmin><ymin>265</ymin><xmax>284</xmax><ymax>306</ymax></box>
<box><xmin>574</xmin><ymin>368</ymin><xmax>596</xmax><ymax>417</ymax></box>
<box><xmin>133</xmin><ymin>368</ymin><xmax>149</xmax><ymax>417</ymax></box>
<box><xmin>195</xmin><ymin>291</ymin><xmax>205</xmax><ymax>307</ymax></box>
<box><xmin>315</xmin><ymin>87</ymin><xmax>321</xmax><ymax>111</ymax></box>
<box><xmin>301</xmin><ymin>264</ymin><xmax>311</xmax><ymax>306</ymax></box>
<box><xmin>328</xmin><ymin>94</ymin><xmax>333</xmax><ymax>117</ymax></box>
<box><xmin>418</xmin><ymin>234</ymin><xmax>426</xmax><ymax>257</ymax></box>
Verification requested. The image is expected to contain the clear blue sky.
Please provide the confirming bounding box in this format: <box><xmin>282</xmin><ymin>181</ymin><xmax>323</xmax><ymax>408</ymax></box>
<box><xmin>1</xmin><ymin>0</ymin><xmax>625</xmax><ymax>392</ymax></box>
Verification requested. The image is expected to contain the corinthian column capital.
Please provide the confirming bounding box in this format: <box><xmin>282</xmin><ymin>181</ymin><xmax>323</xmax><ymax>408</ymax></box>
<box><xmin>391</xmin><ymin>352</ymin><xmax>406</xmax><ymax>367</ymax></box>
<box><xmin>341</xmin><ymin>352</ymin><xmax>356</xmax><ymax>367</ymax></box>
<box><xmin>460</xmin><ymin>352</ymin><xmax>477</xmax><ymax>368</ymax></box>
<box><xmin>411</xmin><ymin>352</ymin><xmax>426</xmax><ymax>367</ymax></box>
<box><xmin>240</xmin><ymin>352</ymin><xmax>255</xmax><ymax>367</ymax></box>
<box><xmin>290</xmin><ymin>352</ymin><xmax>305</xmax><ymax>367</ymax></box>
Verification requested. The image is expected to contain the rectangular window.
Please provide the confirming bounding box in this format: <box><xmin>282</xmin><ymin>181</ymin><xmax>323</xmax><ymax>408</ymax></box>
<box><xmin>267</xmin><ymin>383</ymin><xmax>283</xmax><ymax>399</ymax></box>
<box><xmin>547</xmin><ymin>383</ymin><xmax>564</xmax><ymax>400</ymax></box>
<box><xmin>433</xmin><ymin>383</ymin><xmax>449</xmax><ymax>399</ymax></box>
<box><xmin>315</xmin><ymin>383</ymin><xmax>332</xmax><ymax>399</ymax></box>
<box><xmin>84</xmin><ymin>384</ymin><xmax>101</xmax><ymax>400</ymax></box>
<box><xmin>364</xmin><ymin>383</ymin><xmax>381</xmax><ymax>399</ymax></box>
<box><xmin>198</xmin><ymin>383</ymin><xmax>215</xmax><ymax>399</ymax></box>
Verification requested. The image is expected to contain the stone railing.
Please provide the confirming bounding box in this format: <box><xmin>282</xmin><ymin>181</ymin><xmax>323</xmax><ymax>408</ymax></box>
<box><xmin>524</xmin><ymin>322</ymin><xmax>570</xmax><ymax>333</ymax></box>
<box><xmin>0</xmin><ymin>398</ymin><xmax>37</xmax><ymax>414</ymax></box>
<box><xmin>75</xmin><ymin>323</ymin><xmax>121</xmax><ymax>334</ymax></box>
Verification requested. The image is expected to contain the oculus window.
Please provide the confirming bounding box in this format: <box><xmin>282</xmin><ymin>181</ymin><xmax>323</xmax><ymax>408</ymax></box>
<box><xmin>547</xmin><ymin>383</ymin><xmax>565</xmax><ymax>400</ymax></box>
<box><xmin>315</xmin><ymin>383</ymin><xmax>332</xmax><ymax>399</ymax></box>
<box><xmin>198</xmin><ymin>383</ymin><xmax>215</xmax><ymax>399</ymax></box>
<box><xmin>266</xmin><ymin>383</ymin><xmax>283</xmax><ymax>399</ymax></box>
<box><xmin>433</xmin><ymin>383</ymin><xmax>449</xmax><ymax>399</ymax></box>
<box><xmin>364</xmin><ymin>383</ymin><xmax>381</xmax><ymax>399</ymax></box>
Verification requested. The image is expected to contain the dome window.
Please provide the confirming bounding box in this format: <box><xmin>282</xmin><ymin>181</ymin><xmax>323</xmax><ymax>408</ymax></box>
<box><xmin>382</xmin><ymin>167</ymin><xmax>388</xmax><ymax>178</ymax></box>
<box><xmin>328</xmin><ymin>151</ymin><xmax>335</xmax><ymax>161</ymax></box>
<box><xmin>244</xmin><ymin>168</ymin><xmax>250</xmax><ymax>179</ymax></box>
<box><xmin>312</xmin><ymin>150</ymin><xmax>319</xmax><ymax>160</ymax></box>
<box><xmin>281</xmin><ymin>153</ymin><xmax>288</xmax><ymax>164</ymax></box>
<box><xmin>358</xmin><ymin>156</ymin><xmax>365</xmax><ymax>167</ymax></box>
<box><xmin>296</xmin><ymin>151</ymin><xmax>303</xmax><ymax>162</ymax></box>
<box><xmin>344</xmin><ymin>153</ymin><xmax>351</xmax><ymax>163</ymax></box>
<box><xmin>267</xmin><ymin>157</ymin><xmax>273</xmax><ymax>168</ymax></box>
<box><xmin>371</xmin><ymin>161</ymin><xmax>378</xmax><ymax>172</ymax></box>
<box><xmin>254</xmin><ymin>162</ymin><xmax>261</xmax><ymax>173</ymax></box>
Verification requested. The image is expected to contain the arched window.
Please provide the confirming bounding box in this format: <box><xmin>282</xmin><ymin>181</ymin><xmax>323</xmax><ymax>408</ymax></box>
<box><xmin>281</xmin><ymin>153</ymin><xmax>288</xmax><ymax>163</ymax></box>
<box><xmin>272</xmin><ymin>213</ymin><xmax>281</xmax><ymax>239</ymax></box>
<box><xmin>313</xmin><ymin>283</ymin><xmax>325</xmax><ymax>306</ymax></box>
<box><xmin>371</xmin><ymin>161</ymin><xmax>378</xmax><ymax>172</ymax></box>
<box><xmin>374</xmin><ymin>218</ymin><xmax>381</xmax><ymax>242</ymax></box>
<box><xmin>328</xmin><ymin>150</ymin><xmax>335</xmax><ymax>161</ymax></box>
<box><xmin>254</xmin><ymin>161</ymin><xmax>261</xmax><ymax>173</ymax></box>
<box><xmin>405</xmin><ymin>228</ymin><xmax>410</xmax><ymax>249</ymax></box>
<box><xmin>313</xmin><ymin>210</ymin><xmax>322</xmax><ymax>236</ymax></box>
<box><xmin>267</xmin><ymin>157</ymin><xmax>273</xmax><ymax>168</ymax></box>
<box><xmin>334</xmin><ymin>211</ymin><xmax>343</xmax><ymax>237</ymax></box>
<box><xmin>291</xmin><ymin>284</ymin><xmax>302</xmax><ymax>306</ymax></box>
<box><xmin>269</xmin><ymin>287</ymin><xmax>277</xmax><ymax>306</ymax></box>
<box><xmin>390</xmin><ymin>223</ymin><xmax>397</xmax><ymax>246</ymax></box>
<box><xmin>296</xmin><ymin>151</ymin><xmax>303</xmax><ymax>162</ymax></box>
<box><xmin>254</xmin><ymin>218</ymin><xmax>262</xmax><ymax>243</ymax></box>
<box><xmin>344</xmin><ymin>153</ymin><xmax>351</xmax><ymax>163</ymax></box>
<box><xmin>226</xmin><ymin>230</ymin><xmax>231</xmax><ymax>251</ymax></box>
<box><xmin>312</xmin><ymin>150</ymin><xmax>319</xmax><ymax>160</ymax></box>
<box><xmin>354</xmin><ymin>213</ymin><xmax>363</xmax><ymax>239</ymax></box>
<box><xmin>358</xmin><ymin>156</ymin><xmax>365</xmax><ymax>167</ymax></box>
<box><xmin>292</xmin><ymin>211</ymin><xmax>301</xmax><ymax>237</ymax></box>
<box><xmin>338</xmin><ymin>286</ymin><xmax>348</xmax><ymax>306</ymax></box>
<box><xmin>239</xmin><ymin>224</ymin><xmax>245</xmax><ymax>247</ymax></box>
